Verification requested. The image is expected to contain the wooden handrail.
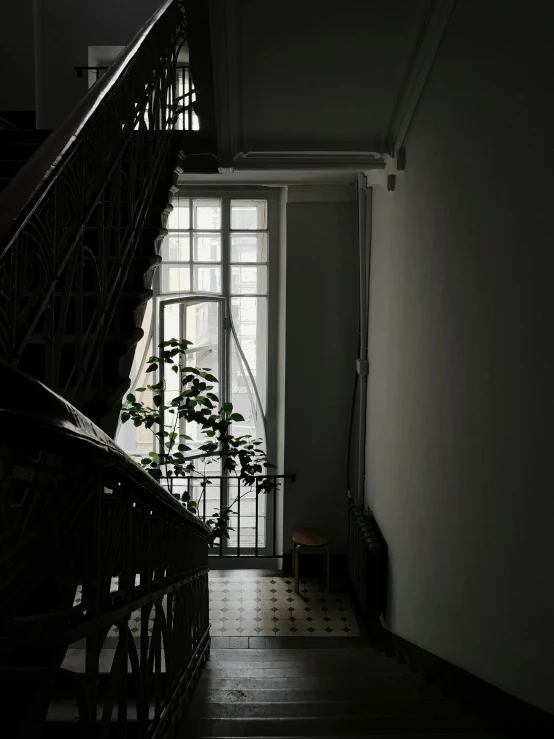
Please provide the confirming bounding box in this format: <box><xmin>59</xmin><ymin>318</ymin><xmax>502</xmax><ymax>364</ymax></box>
<box><xmin>0</xmin><ymin>0</ymin><xmax>174</xmax><ymax>250</ymax></box>
<box><xmin>0</xmin><ymin>360</ymin><xmax>208</xmax><ymax>529</ymax></box>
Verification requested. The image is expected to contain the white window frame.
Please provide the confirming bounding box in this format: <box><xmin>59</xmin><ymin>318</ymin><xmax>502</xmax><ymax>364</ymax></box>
<box><xmin>151</xmin><ymin>187</ymin><xmax>281</xmax><ymax>555</ymax></box>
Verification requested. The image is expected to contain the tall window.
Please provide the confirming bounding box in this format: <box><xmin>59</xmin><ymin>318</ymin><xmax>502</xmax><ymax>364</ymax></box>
<box><xmin>118</xmin><ymin>190</ymin><xmax>277</xmax><ymax>553</ymax></box>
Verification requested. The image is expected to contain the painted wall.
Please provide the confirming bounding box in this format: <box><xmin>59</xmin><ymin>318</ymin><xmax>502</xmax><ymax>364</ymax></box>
<box><xmin>0</xmin><ymin>0</ymin><xmax>35</xmax><ymax>111</ymax></box>
<box><xmin>284</xmin><ymin>196</ymin><xmax>358</xmax><ymax>552</ymax></box>
<box><xmin>365</xmin><ymin>0</ymin><xmax>554</xmax><ymax>713</ymax></box>
<box><xmin>35</xmin><ymin>0</ymin><xmax>161</xmax><ymax>129</ymax></box>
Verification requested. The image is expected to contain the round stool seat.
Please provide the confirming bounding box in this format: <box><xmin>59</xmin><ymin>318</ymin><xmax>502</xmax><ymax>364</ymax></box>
<box><xmin>292</xmin><ymin>528</ymin><xmax>331</xmax><ymax>548</ymax></box>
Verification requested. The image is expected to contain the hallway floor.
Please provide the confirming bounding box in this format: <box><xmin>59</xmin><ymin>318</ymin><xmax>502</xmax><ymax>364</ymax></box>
<box><xmin>208</xmin><ymin>569</ymin><xmax>360</xmax><ymax>638</ymax></box>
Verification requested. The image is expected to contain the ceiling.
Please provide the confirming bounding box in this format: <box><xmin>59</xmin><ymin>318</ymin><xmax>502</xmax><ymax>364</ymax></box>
<box><xmin>211</xmin><ymin>0</ymin><xmax>429</xmax><ymax>155</ymax></box>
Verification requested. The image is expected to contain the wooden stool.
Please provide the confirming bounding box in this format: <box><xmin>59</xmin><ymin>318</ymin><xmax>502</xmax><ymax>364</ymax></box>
<box><xmin>292</xmin><ymin>528</ymin><xmax>331</xmax><ymax>595</ymax></box>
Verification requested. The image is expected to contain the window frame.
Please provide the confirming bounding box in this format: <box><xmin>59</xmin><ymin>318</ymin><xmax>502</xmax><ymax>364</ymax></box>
<box><xmin>149</xmin><ymin>188</ymin><xmax>281</xmax><ymax>555</ymax></box>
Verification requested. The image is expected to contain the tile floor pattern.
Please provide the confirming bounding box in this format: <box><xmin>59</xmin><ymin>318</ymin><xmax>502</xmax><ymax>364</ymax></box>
<box><xmin>209</xmin><ymin>574</ymin><xmax>360</xmax><ymax>637</ymax></box>
<box><xmin>73</xmin><ymin>572</ymin><xmax>360</xmax><ymax>638</ymax></box>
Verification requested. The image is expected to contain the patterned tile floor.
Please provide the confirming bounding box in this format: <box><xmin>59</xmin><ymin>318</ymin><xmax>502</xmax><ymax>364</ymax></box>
<box><xmin>73</xmin><ymin>570</ymin><xmax>360</xmax><ymax>638</ymax></box>
<box><xmin>209</xmin><ymin>573</ymin><xmax>360</xmax><ymax>637</ymax></box>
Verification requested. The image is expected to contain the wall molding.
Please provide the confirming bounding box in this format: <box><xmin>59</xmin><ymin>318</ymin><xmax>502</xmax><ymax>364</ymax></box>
<box><xmin>384</xmin><ymin>0</ymin><xmax>457</xmax><ymax>155</ymax></box>
<box><xmin>364</xmin><ymin>618</ymin><xmax>554</xmax><ymax>738</ymax></box>
<box><xmin>234</xmin><ymin>151</ymin><xmax>385</xmax><ymax>171</ymax></box>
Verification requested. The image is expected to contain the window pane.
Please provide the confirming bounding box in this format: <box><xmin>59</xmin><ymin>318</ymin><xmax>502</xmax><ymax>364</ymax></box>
<box><xmin>193</xmin><ymin>198</ymin><xmax>221</xmax><ymax>230</ymax></box>
<box><xmin>193</xmin><ymin>233</ymin><xmax>221</xmax><ymax>262</ymax></box>
<box><xmin>193</xmin><ymin>264</ymin><xmax>222</xmax><ymax>293</ymax></box>
<box><xmin>161</xmin><ymin>234</ymin><xmax>190</xmax><ymax>262</ymax></box>
<box><xmin>167</xmin><ymin>199</ymin><xmax>190</xmax><ymax>229</ymax></box>
<box><xmin>231</xmin><ymin>266</ymin><xmax>267</xmax><ymax>295</ymax></box>
<box><xmin>161</xmin><ymin>265</ymin><xmax>191</xmax><ymax>293</ymax></box>
<box><xmin>231</xmin><ymin>199</ymin><xmax>267</xmax><ymax>230</ymax></box>
<box><xmin>231</xmin><ymin>233</ymin><xmax>268</xmax><ymax>262</ymax></box>
<box><xmin>231</xmin><ymin>297</ymin><xmax>268</xmax><ymax>412</ymax></box>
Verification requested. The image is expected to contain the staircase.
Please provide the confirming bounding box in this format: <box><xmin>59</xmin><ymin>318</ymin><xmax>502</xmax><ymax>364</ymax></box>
<box><xmin>186</xmin><ymin>645</ymin><xmax>503</xmax><ymax>738</ymax></box>
<box><xmin>0</xmin><ymin>128</ymin><xmax>51</xmax><ymax>193</ymax></box>
<box><xmin>0</xmin><ymin>0</ymin><xmax>217</xmax><ymax>438</ymax></box>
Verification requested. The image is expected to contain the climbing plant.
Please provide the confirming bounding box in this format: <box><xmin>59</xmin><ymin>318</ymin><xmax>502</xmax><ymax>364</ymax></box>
<box><xmin>120</xmin><ymin>338</ymin><xmax>275</xmax><ymax>544</ymax></box>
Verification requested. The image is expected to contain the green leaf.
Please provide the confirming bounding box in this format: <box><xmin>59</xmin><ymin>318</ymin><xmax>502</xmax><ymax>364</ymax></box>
<box><xmin>148</xmin><ymin>452</ymin><xmax>160</xmax><ymax>462</ymax></box>
<box><xmin>135</xmin><ymin>387</ymin><xmax>146</xmax><ymax>392</ymax></box>
<box><xmin>153</xmin><ymin>394</ymin><xmax>162</xmax><ymax>407</ymax></box>
<box><xmin>126</xmin><ymin>393</ymin><xmax>136</xmax><ymax>403</ymax></box>
<box><xmin>230</xmin><ymin>413</ymin><xmax>245</xmax><ymax>422</ymax></box>
<box><xmin>145</xmin><ymin>365</ymin><xmax>156</xmax><ymax>373</ymax></box>
<box><xmin>222</xmin><ymin>402</ymin><xmax>233</xmax><ymax>413</ymax></box>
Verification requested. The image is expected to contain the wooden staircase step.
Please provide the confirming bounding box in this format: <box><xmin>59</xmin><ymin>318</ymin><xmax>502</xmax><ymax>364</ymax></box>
<box><xmin>202</xmin><ymin>664</ymin><xmax>410</xmax><ymax>678</ymax></box>
<box><xmin>189</xmin><ymin>697</ymin><xmax>462</xmax><ymax>719</ymax></box>
<box><xmin>208</xmin><ymin>648</ymin><xmax>383</xmax><ymax>662</ymax></box>
<box><xmin>186</xmin><ymin>713</ymin><xmax>482</xmax><ymax>737</ymax></box>
<box><xmin>194</xmin><ymin>686</ymin><xmax>443</xmax><ymax>704</ymax></box>
<box><xmin>198</xmin><ymin>674</ymin><xmax>433</xmax><ymax>691</ymax></box>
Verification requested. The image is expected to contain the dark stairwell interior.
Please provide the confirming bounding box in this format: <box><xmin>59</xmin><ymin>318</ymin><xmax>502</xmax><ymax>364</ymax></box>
<box><xmin>0</xmin><ymin>1</ymin><xmax>553</xmax><ymax>738</ymax></box>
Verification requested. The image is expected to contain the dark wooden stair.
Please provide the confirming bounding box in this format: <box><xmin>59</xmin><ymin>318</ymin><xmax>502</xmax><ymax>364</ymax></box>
<box><xmin>184</xmin><ymin>647</ymin><xmax>506</xmax><ymax>739</ymax></box>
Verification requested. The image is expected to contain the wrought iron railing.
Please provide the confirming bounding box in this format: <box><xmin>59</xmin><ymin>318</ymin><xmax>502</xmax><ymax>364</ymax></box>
<box><xmin>0</xmin><ymin>362</ymin><xmax>210</xmax><ymax>737</ymax></box>
<box><xmin>74</xmin><ymin>65</ymin><xmax>197</xmax><ymax>130</ymax></box>
<box><xmin>163</xmin><ymin>474</ymin><xmax>296</xmax><ymax>558</ymax></box>
<box><xmin>0</xmin><ymin>0</ymin><xmax>193</xmax><ymax>409</ymax></box>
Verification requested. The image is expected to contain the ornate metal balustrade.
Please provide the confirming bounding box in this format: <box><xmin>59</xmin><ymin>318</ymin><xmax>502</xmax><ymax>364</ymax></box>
<box><xmin>0</xmin><ymin>363</ymin><xmax>210</xmax><ymax>737</ymax></box>
<box><xmin>0</xmin><ymin>0</ymin><xmax>195</xmax><ymax>411</ymax></box>
<box><xmin>163</xmin><ymin>474</ymin><xmax>296</xmax><ymax>558</ymax></box>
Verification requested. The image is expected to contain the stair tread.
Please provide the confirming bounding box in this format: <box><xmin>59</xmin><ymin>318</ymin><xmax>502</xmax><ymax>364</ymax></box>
<box><xmin>188</xmin><ymin>713</ymin><xmax>482</xmax><ymax>737</ymax></box>
<box><xmin>189</xmin><ymin>697</ymin><xmax>462</xmax><ymax>718</ymax></box>
<box><xmin>209</xmin><ymin>649</ymin><xmax>382</xmax><ymax>660</ymax></box>
<box><xmin>202</xmin><ymin>667</ymin><xmax>410</xmax><ymax>678</ymax></box>
<box><xmin>188</xmin><ymin>736</ymin><xmax>501</xmax><ymax>739</ymax></box>
<box><xmin>199</xmin><ymin>675</ymin><xmax>430</xmax><ymax>691</ymax></box>
<box><xmin>195</xmin><ymin>686</ymin><xmax>442</xmax><ymax>703</ymax></box>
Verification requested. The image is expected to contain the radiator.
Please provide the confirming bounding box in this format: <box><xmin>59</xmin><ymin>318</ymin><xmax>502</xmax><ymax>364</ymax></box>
<box><xmin>347</xmin><ymin>503</ymin><xmax>388</xmax><ymax>620</ymax></box>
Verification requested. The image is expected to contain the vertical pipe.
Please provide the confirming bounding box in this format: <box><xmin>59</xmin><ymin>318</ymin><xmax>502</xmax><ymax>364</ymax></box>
<box><xmin>187</xmin><ymin>69</ymin><xmax>192</xmax><ymax>131</ymax></box>
<box><xmin>255</xmin><ymin>479</ymin><xmax>259</xmax><ymax>557</ymax></box>
<box><xmin>219</xmin><ymin>480</ymin><xmax>223</xmax><ymax>557</ymax></box>
<box><xmin>272</xmin><ymin>481</ymin><xmax>277</xmax><ymax>557</ymax></box>
<box><xmin>237</xmin><ymin>479</ymin><xmax>241</xmax><ymax>556</ymax></box>
<box><xmin>356</xmin><ymin>176</ymin><xmax>371</xmax><ymax>505</ymax></box>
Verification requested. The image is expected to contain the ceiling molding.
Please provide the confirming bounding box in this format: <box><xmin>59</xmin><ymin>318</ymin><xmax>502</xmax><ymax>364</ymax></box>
<box><xmin>287</xmin><ymin>184</ymin><xmax>357</xmax><ymax>203</ymax></box>
<box><xmin>208</xmin><ymin>0</ymin><xmax>239</xmax><ymax>168</ymax></box>
<box><xmin>385</xmin><ymin>0</ymin><xmax>457</xmax><ymax>156</ymax></box>
<box><xmin>234</xmin><ymin>151</ymin><xmax>385</xmax><ymax>171</ymax></box>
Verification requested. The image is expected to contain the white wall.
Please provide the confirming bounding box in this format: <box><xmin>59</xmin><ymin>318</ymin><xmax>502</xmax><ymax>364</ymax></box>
<box><xmin>0</xmin><ymin>0</ymin><xmax>35</xmax><ymax>111</ymax></box>
<box><xmin>36</xmin><ymin>0</ymin><xmax>161</xmax><ymax>129</ymax></box>
<box><xmin>365</xmin><ymin>0</ymin><xmax>554</xmax><ymax>713</ymax></box>
<box><xmin>284</xmin><ymin>195</ymin><xmax>358</xmax><ymax>552</ymax></box>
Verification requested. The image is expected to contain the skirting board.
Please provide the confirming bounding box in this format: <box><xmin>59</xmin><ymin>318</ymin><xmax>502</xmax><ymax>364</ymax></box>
<box><xmin>365</xmin><ymin>617</ymin><xmax>554</xmax><ymax>738</ymax></box>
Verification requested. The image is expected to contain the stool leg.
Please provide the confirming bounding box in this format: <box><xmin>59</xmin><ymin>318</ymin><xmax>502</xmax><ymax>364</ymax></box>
<box><xmin>294</xmin><ymin>544</ymin><xmax>301</xmax><ymax>595</ymax></box>
<box><xmin>291</xmin><ymin>537</ymin><xmax>295</xmax><ymax>577</ymax></box>
<box><xmin>326</xmin><ymin>546</ymin><xmax>331</xmax><ymax>594</ymax></box>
